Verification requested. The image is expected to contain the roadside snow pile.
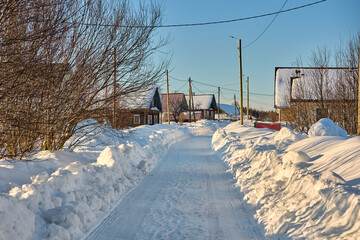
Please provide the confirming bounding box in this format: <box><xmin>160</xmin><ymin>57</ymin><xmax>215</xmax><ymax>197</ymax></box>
<box><xmin>0</xmin><ymin>120</ymin><xmax>226</xmax><ymax>240</ymax></box>
<box><xmin>213</xmin><ymin>119</ymin><xmax>360</xmax><ymax>239</ymax></box>
<box><xmin>308</xmin><ymin>118</ymin><xmax>347</xmax><ymax>137</ymax></box>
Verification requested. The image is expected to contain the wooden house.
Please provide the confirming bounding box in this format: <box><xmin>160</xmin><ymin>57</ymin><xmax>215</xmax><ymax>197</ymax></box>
<box><xmin>184</xmin><ymin>94</ymin><xmax>217</xmax><ymax>121</ymax></box>
<box><xmin>115</xmin><ymin>86</ymin><xmax>162</xmax><ymax>128</ymax></box>
<box><xmin>274</xmin><ymin>67</ymin><xmax>358</xmax><ymax>133</ymax></box>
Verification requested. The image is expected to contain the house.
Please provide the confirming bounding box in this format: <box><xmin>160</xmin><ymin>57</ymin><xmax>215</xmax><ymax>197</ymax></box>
<box><xmin>161</xmin><ymin>93</ymin><xmax>188</xmax><ymax>123</ymax></box>
<box><xmin>184</xmin><ymin>94</ymin><xmax>217</xmax><ymax>121</ymax></box>
<box><xmin>274</xmin><ymin>67</ymin><xmax>357</xmax><ymax>133</ymax></box>
<box><xmin>216</xmin><ymin>103</ymin><xmax>240</xmax><ymax>120</ymax></box>
<box><xmin>115</xmin><ymin>86</ymin><xmax>162</xmax><ymax>128</ymax></box>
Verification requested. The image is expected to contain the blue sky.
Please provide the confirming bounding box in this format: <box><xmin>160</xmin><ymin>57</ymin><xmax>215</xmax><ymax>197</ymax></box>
<box><xmin>153</xmin><ymin>0</ymin><xmax>360</xmax><ymax>110</ymax></box>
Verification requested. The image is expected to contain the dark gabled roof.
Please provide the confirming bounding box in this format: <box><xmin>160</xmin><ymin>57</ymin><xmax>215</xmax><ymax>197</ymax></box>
<box><xmin>161</xmin><ymin>93</ymin><xmax>186</xmax><ymax>112</ymax></box>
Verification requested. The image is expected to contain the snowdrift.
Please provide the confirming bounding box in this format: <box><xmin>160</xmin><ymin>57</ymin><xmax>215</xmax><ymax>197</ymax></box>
<box><xmin>212</xmin><ymin>119</ymin><xmax>360</xmax><ymax>239</ymax></box>
<box><xmin>0</xmin><ymin>121</ymin><xmax>200</xmax><ymax>240</ymax></box>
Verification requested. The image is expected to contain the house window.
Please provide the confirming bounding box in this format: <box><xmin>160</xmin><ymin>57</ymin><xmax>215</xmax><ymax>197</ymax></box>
<box><xmin>133</xmin><ymin>114</ymin><xmax>140</xmax><ymax>124</ymax></box>
<box><xmin>148</xmin><ymin>114</ymin><xmax>153</xmax><ymax>125</ymax></box>
<box><xmin>315</xmin><ymin>108</ymin><xmax>328</xmax><ymax>121</ymax></box>
<box><xmin>154</xmin><ymin>114</ymin><xmax>158</xmax><ymax>124</ymax></box>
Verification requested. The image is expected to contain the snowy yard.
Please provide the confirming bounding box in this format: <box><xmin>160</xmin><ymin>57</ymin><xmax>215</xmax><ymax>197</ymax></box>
<box><xmin>0</xmin><ymin>119</ymin><xmax>359</xmax><ymax>239</ymax></box>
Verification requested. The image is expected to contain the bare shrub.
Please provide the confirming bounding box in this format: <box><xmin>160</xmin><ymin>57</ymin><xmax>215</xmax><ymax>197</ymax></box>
<box><xmin>0</xmin><ymin>0</ymin><xmax>168</xmax><ymax>158</ymax></box>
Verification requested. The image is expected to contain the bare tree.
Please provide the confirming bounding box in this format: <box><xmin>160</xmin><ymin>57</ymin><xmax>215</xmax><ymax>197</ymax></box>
<box><xmin>0</xmin><ymin>0</ymin><xmax>75</xmax><ymax>157</ymax></box>
<box><xmin>290</xmin><ymin>35</ymin><xmax>359</xmax><ymax>134</ymax></box>
<box><xmin>332</xmin><ymin>32</ymin><xmax>359</xmax><ymax>134</ymax></box>
<box><xmin>0</xmin><ymin>0</ymin><xmax>169</xmax><ymax>158</ymax></box>
<box><xmin>169</xmin><ymin>95</ymin><xmax>187</xmax><ymax>123</ymax></box>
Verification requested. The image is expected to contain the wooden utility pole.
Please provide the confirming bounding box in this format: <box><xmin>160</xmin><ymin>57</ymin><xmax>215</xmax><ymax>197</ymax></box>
<box><xmin>218</xmin><ymin>87</ymin><xmax>220</xmax><ymax>119</ymax></box>
<box><xmin>357</xmin><ymin>40</ymin><xmax>360</xmax><ymax>134</ymax></box>
<box><xmin>190</xmin><ymin>80</ymin><xmax>196</xmax><ymax>122</ymax></box>
<box><xmin>188</xmin><ymin>77</ymin><xmax>192</xmax><ymax>123</ymax></box>
<box><xmin>113</xmin><ymin>47</ymin><xmax>117</xmax><ymax>128</ymax></box>
<box><xmin>247</xmin><ymin>76</ymin><xmax>249</xmax><ymax>120</ymax></box>
<box><xmin>234</xmin><ymin>94</ymin><xmax>237</xmax><ymax>120</ymax></box>
<box><xmin>238</xmin><ymin>39</ymin><xmax>244</xmax><ymax>125</ymax></box>
<box><xmin>166</xmin><ymin>70</ymin><xmax>170</xmax><ymax>125</ymax></box>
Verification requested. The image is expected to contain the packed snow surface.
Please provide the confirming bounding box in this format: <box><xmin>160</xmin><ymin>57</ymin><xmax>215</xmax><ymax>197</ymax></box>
<box><xmin>86</xmin><ymin>125</ymin><xmax>265</xmax><ymax>240</ymax></box>
<box><xmin>212</xmin><ymin>119</ymin><xmax>360</xmax><ymax>239</ymax></box>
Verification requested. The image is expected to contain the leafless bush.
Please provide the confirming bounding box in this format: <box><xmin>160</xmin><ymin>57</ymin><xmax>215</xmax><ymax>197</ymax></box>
<box><xmin>0</xmin><ymin>0</ymin><xmax>168</xmax><ymax>158</ymax></box>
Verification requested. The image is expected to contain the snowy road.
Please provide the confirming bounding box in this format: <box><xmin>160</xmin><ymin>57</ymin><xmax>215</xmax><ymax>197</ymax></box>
<box><xmin>85</xmin><ymin>134</ymin><xmax>265</xmax><ymax>240</ymax></box>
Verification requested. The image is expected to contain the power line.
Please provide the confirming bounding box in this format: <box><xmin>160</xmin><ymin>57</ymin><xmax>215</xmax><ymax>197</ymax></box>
<box><xmin>243</xmin><ymin>0</ymin><xmax>288</xmax><ymax>48</ymax></box>
<box><xmin>250</xmin><ymin>99</ymin><xmax>274</xmax><ymax>106</ymax></box>
<box><xmin>220</xmin><ymin>92</ymin><xmax>232</xmax><ymax>102</ymax></box>
<box><xmin>249</xmin><ymin>91</ymin><xmax>273</xmax><ymax>97</ymax></box>
<box><xmin>72</xmin><ymin>1</ymin><xmax>326</xmax><ymax>28</ymax></box>
<box><xmin>192</xmin><ymin>83</ymin><xmax>206</xmax><ymax>94</ymax></box>
<box><xmin>175</xmin><ymin>82</ymin><xmax>188</xmax><ymax>92</ymax></box>
<box><xmin>188</xmin><ymin>78</ymin><xmax>274</xmax><ymax>96</ymax></box>
<box><xmin>192</xmin><ymin>80</ymin><xmax>218</xmax><ymax>88</ymax></box>
<box><xmin>169</xmin><ymin>76</ymin><xmax>187</xmax><ymax>82</ymax></box>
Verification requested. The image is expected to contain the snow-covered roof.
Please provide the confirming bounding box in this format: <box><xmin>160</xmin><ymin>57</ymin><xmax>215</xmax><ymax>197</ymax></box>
<box><xmin>118</xmin><ymin>86</ymin><xmax>161</xmax><ymax>110</ymax></box>
<box><xmin>275</xmin><ymin>67</ymin><xmax>357</xmax><ymax>108</ymax></box>
<box><xmin>218</xmin><ymin>104</ymin><xmax>239</xmax><ymax>116</ymax></box>
<box><xmin>185</xmin><ymin>94</ymin><xmax>217</xmax><ymax>110</ymax></box>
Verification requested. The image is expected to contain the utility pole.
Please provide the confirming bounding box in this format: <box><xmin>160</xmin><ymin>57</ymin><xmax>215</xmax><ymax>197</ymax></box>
<box><xmin>238</xmin><ymin>39</ymin><xmax>244</xmax><ymax>125</ymax></box>
<box><xmin>113</xmin><ymin>47</ymin><xmax>117</xmax><ymax>128</ymax></box>
<box><xmin>190</xmin><ymin>79</ymin><xmax>196</xmax><ymax>122</ymax></box>
<box><xmin>166</xmin><ymin>70</ymin><xmax>170</xmax><ymax>125</ymax></box>
<box><xmin>234</xmin><ymin>94</ymin><xmax>237</xmax><ymax>120</ymax></box>
<box><xmin>218</xmin><ymin>87</ymin><xmax>220</xmax><ymax>119</ymax></box>
<box><xmin>357</xmin><ymin>40</ymin><xmax>360</xmax><ymax>134</ymax></box>
<box><xmin>247</xmin><ymin>76</ymin><xmax>249</xmax><ymax>120</ymax></box>
<box><xmin>188</xmin><ymin>77</ymin><xmax>192</xmax><ymax>123</ymax></box>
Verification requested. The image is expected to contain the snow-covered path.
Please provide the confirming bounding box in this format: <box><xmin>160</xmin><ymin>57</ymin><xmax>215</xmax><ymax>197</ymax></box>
<box><xmin>85</xmin><ymin>134</ymin><xmax>265</xmax><ymax>240</ymax></box>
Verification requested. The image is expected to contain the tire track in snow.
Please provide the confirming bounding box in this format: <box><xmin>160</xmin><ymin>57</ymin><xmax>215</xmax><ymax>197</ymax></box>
<box><xmin>204</xmin><ymin>170</ymin><xmax>224</xmax><ymax>239</ymax></box>
<box><xmin>85</xmin><ymin>148</ymin><xmax>176</xmax><ymax>240</ymax></box>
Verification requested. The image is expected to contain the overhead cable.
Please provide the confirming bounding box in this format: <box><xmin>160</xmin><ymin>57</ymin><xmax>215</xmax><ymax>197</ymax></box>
<box><xmin>73</xmin><ymin>1</ymin><xmax>326</xmax><ymax>28</ymax></box>
<box><xmin>243</xmin><ymin>0</ymin><xmax>288</xmax><ymax>48</ymax></box>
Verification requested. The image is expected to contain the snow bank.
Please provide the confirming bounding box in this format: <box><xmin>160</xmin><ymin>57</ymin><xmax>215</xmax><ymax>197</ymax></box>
<box><xmin>308</xmin><ymin>118</ymin><xmax>347</xmax><ymax>137</ymax></box>
<box><xmin>0</xmin><ymin>122</ymin><xmax>188</xmax><ymax>239</ymax></box>
<box><xmin>0</xmin><ymin>120</ymin><xmax>224</xmax><ymax>240</ymax></box>
<box><xmin>212</xmin><ymin>121</ymin><xmax>360</xmax><ymax>239</ymax></box>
